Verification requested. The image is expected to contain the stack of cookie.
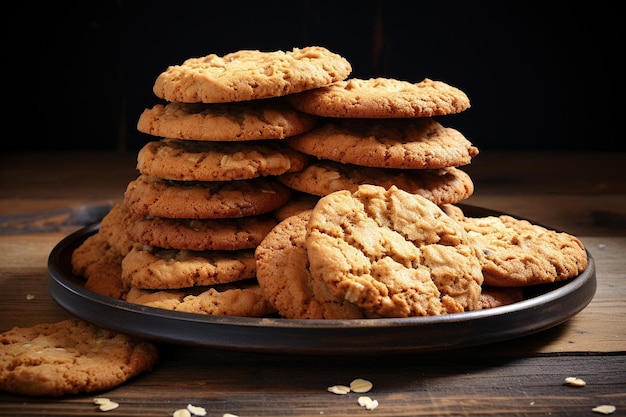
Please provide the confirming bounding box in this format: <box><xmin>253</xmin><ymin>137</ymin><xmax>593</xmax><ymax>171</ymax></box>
<box><xmin>73</xmin><ymin>46</ymin><xmax>354</xmax><ymax>317</ymax></box>
<box><xmin>71</xmin><ymin>45</ymin><xmax>588</xmax><ymax>321</ymax></box>
<box><xmin>274</xmin><ymin>77</ymin><xmax>478</xmax><ymax>211</ymax></box>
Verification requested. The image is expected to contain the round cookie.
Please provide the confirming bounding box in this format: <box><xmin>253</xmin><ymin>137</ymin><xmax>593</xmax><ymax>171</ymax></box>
<box><xmin>71</xmin><ymin>232</ymin><xmax>127</xmax><ymax>300</ymax></box>
<box><xmin>277</xmin><ymin>160</ymin><xmax>474</xmax><ymax>205</ymax></box>
<box><xmin>286</xmin><ymin>77</ymin><xmax>470</xmax><ymax>118</ymax></box>
<box><xmin>305</xmin><ymin>185</ymin><xmax>484</xmax><ymax>318</ymax></box>
<box><xmin>124</xmin><ymin>175</ymin><xmax>292</xmax><ymax>219</ymax></box>
<box><xmin>152</xmin><ymin>46</ymin><xmax>352</xmax><ymax>103</ymax></box>
<box><xmin>98</xmin><ymin>203</ymin><xmax>135</xmax><ymax>256</ymax></box>
<box><xmin>0</xmin><ymin>319</ymin><xmax>158</xmax><ymax>397</ymax></box>
<box><xmin>136</xmin><ymin>100</ymin><xmax>318</xmax><ymax>141</ymax></box>
<box><xmin>460</xmin><ymin>215</ymin><xmax>588</xmax><ymax>287</ymax></box>
<box><xmin>255</xmin><ymin>210</ymin><xmax>367</xmax><ymax>319</ymax></box>
<box><xmin>285</xmin><ymin>118</ymin><xmax>479</xmax><ymax>169</ymax></box>
<box><xmin>136</xmin><ymin>138</ymin><xmax>310</xmax><ymax>182</ymax></box>
<box><xmin>121</xmin><ymin>246</ymin><xmax>256</xmax><ymax>289</ymax></box>
<box><xmin>124</xmin><ymin>212</ymin><xmax>278</xmax><ymax>251</ymax></box>
<box><xmin>125</xmin><ymin>280</ymin><xmax>276</xmax><ymax>317</ymax></box>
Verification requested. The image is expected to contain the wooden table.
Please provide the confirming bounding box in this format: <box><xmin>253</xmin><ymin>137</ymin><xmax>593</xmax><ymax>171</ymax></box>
<box><xmin>1</xmin><ymin>151</ymin><xmax>625</xmax><ymax>416</ymax></box>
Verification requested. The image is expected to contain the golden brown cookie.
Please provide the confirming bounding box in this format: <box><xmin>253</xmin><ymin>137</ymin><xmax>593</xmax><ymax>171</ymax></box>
<box><xmin>460</xmin><ymin>215</ymin><xmax>588</xmax><ymax>287</ymax></box>
<box><xmin>136</xmin><ymin>138</ymin><xmax>310</xmax><ymax>182</ymax></box>
<box><xmin>0</xmin><ymin>319</ymin><xmax>158</xmax><ymax>397</ymax></box>
<box><xmin>137</xmin><ymin>100</ymin><xmax>318</xmax><ymax>141</ymax></box>
<box><xmin>439</xmin><ymin>203</ymin><xmax>466</xmax><ymax>222</ymax></box>
<box><xmin>97</xmin><ymin>203</ymin><xmax>135</xmax><ymax>257</ymax></box>
<box><xmin>477</xmin><ymin>286</ymin><xmax>525</xmax><ymax>309</ymax></box>
<box><xmin>272</xmin><ymin>192</ymin><xmax>320</xmax><ymax>222</ymax></box>
<box><xmin>125</xmin><ymin>280</ymin><xmax>276</xmax><ymax>317</ymax></box>
<box><xmin>255</xmin><ymin>210</ymin><xmax>367</xmax><ymax>319</ymax></box>
<box><xmin>286</xmin><ymin>77</ymin><xmax>470</xmax><ymax>118</ymax></box>
<box><xmin>285</xmin><ymin>118</ymin><xmax>479</xmax><ymax>169</ymax></box>
<box><xmin>305</xmin><ymin>185</ymin><xmax>484</xmax><ymax>317</ymax></box>
<box><xmin>124</xmin><ymin>212</ymin><xmax>278</xmax><ymax>251</ymax></box>
<box><xmin>152</xmin><ymin>46</ymin><xmax>352</xmax><ymax>103</ymax></box>
<box><xmin>121</xmin><ymin>245</ymin><xmax>256</xmax><ymax>289</ymax></box>
<box><xmin>70</xmin><ymin>232</ymin><xmax>127</xmax><ymax>300</ymax></box>
<box><xmin>124</xmin><ymin>175</ymin><xmax>292</xmax><ymax>219</ymax></box>
<box><xmin>277</xmin><ymin>160</ymin><xmax>474</xmax><ymax>205</ymax></box>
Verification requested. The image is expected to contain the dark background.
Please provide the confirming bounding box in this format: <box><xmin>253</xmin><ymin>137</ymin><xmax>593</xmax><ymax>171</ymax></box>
<box><xmin>4</xmin><ymin>1</ymin><xmax>624</xmax><ymax>152</ymax></box>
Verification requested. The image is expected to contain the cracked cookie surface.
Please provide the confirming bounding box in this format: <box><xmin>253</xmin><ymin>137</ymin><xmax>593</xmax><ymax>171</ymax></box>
<box><xmin>153</xmin><ymin>46</ymin><xmax>352</xmax><ymax>103</ymax></box>
<box><xmin>305</xmin><ymin>185</ymin><xmax>484</xmax><ymax>317</ymax></box>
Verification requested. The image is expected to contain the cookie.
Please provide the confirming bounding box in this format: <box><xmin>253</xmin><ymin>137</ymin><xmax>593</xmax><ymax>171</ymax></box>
<box><xmin>125</xmin><ymin>280</ymin><xmax>276</xmax><ymax>317</ymax></box>
<box><xmin>71</xmin><ymin>232</ymin><xmax>127</xmax><ymax>300</ymax></box>
<box><xmin>124</xmin><ymin>212</ymin><xmax>278</xmax><ymax>251</ymax></box>
<box><xmin>97</xmin><ymin>203</ymin><xmax>135</xmax><ymax>256</ymax></box>
<box><xmin>439</xmin><ymin>203</ymin><xmax>466</xmax><ymax>222</ymax></box>
<box><xmin>286</xmin><ymin>77</ymin><xmax>470</xmax><ymax>118</ymax></box>
<box><xmin>477</xmin><ymin>286</ymin><xmax>525</xmax><ymax>309</ymax></box>
<box><xmin>255</xmin><ymin>210</ymin><xmax>367</xmax><ymax>319</ymax></box>
<box><xmin>272</xmin><ymin>192</ymin><xmax>320</xmax><ymax>222</ymax></box>
<box><xmin>136</xmin><ymin>138</ymin><xmax>310</xmax><ymax>182</ymax></box>
<box><xmin>121</xmin><ymin>245</ymin><xmax>256</xmax><ymax>289</ymax></box>
<box><xmin>277</xmin><ymin>159</ymin><xmax>474</xmax><ymax>205</ymax></box>
<box><xmin>152</xmin><ymin>46</ymin><xmax>352</xmax><ymax>103</ymax></box>
<box><xmin>0</xmin><ymin>319</ymin><xmax>158</xmax><ymax>397</ymax></box>
<box><xmin>285</xmin><ymin>118</ymin><xmax>479</xmax><ymax>169</ymax></box>
<box><xmin>124</xmin><ymin>175</ymin><xmax>292</xmax><ymax>219</ymax></box>
<box><xmin>305</xmin><ymin>185</ymin><xmax>484</xmax><ymax>317</ymax></box>
<box><xmin>137</xmin><ymin>99</ymin><xmax>318</xmax><ymax>141</ymax></box>
<box><xmin>460</xmin><ymin>215</ymin><xmax>588</xmax><ymax>287</ymax></box>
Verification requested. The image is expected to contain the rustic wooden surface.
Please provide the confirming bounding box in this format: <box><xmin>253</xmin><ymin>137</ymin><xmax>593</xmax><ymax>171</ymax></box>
<box><xmin>1</xmin><ymin>151</ymin><xmax>625</xmax><ymax>416</ymax></box>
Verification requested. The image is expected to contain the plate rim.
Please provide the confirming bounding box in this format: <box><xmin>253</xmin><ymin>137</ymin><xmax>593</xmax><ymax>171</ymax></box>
<box><xmin>47</xmin><ymin>205</ymin><xmax>597</xmax><ymax>355</ymax></box>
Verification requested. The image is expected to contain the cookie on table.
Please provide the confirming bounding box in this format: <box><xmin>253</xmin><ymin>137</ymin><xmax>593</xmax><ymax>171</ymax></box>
<box><xmin>124</xmin><ymin>212</ymin><xmax>278</xmax><ymax>251</ymax></box>
<box><xmin>71</xmin><ymin>232</ymin><xmax>127</xmax><ymax>300</ymax></box>
<box><xmin>286</xmin><ymin>77</ymin><xmax>470</xmax><ymax>118</ymax></box>
<box><xmin>137</xmin><ymin>138</ymin><xmax>310</xmax><ymax>182</ymax></box>
<box><xmin>460</xmin><ymin>215</ymin><xmax>588</xmax><ymax>287</ymax></box>
<box><xmin>277</xmin><ymin>159</ymin><xmax>474</xmax><ymax>205</ymax></box>
<box><xmin>153</xmin><ymin>46</ymin><xmax>352</xmax><ymax>103</ymax></box>
<box><xmin>0</xmin><ymin>319</ymin><xmax>158</xmax><ymax>397</ymax></box>
<box><xmin>305</xmin><ymin>185</ymin><xmax>484</xmax><ymax>318</ymax></box>
<box><xmin>137</xmin><ymin>99</ymin><xmax>318</xmax><ymax>141</ymax></box>
<box><xmin>125</xmin><ymin>280</ymin><xmax>276</xmax><ymax>317</ymax></box>
<box><xmin>285</xmin><ymin>118</ymin><xmax>479</xmax><ymax>169</ymax></box>
<box><xmin>124</xmin><ymin>175</ymin><xmax>292</xmax><ymax>219</ymax></box>
<box><xmin>121</xmin><ymin>245</ymin><xmax>256</xmax><ymax>289</ymax></box>
<box><xmin>256</xmin><ymin>210</ymin><xmax>368</xmax><ymax>319</ymax></box>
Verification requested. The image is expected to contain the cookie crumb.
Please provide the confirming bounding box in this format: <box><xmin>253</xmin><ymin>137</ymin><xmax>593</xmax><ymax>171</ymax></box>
<box><xmin>173</xmin><ymin>409</ymin><xmax>191</xmax><ymax>417</ymax></box>
<box><xmin>564</xmin><ymin>376</ymin><xmax>586</xmax><ymax>387</ymax></box>
<box><xmin>328</xmin><ymin>385</ymin><xmax>351</xmax><ymax>395</ymax></box>
<box><xmin>187</xmin><ymin>404</ymin><xmax>207</xmax><ymax>416</ymax></box>
<box><xmin>26</xmin><ymin>294</ymin><xmax>35</xmax><ymax>300</ymax></box>
<box><xmin>93</xmin><ymin>398</ymin><xmax>119</xmax><ymax>411</ymax></box>
<box><xmin>350</xmin><ymin>378</ymin><xmax>373</xmax><ymax>393</ymax></box>
<box><xmin>592</xmin><ymin>405</ymin><xmax>616</xmax><ymax>415</ymax></box>
<box><xmin>357</xmin><ymin>396</ymin><xmax>379</xmax><ymax>410</ymax></box>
